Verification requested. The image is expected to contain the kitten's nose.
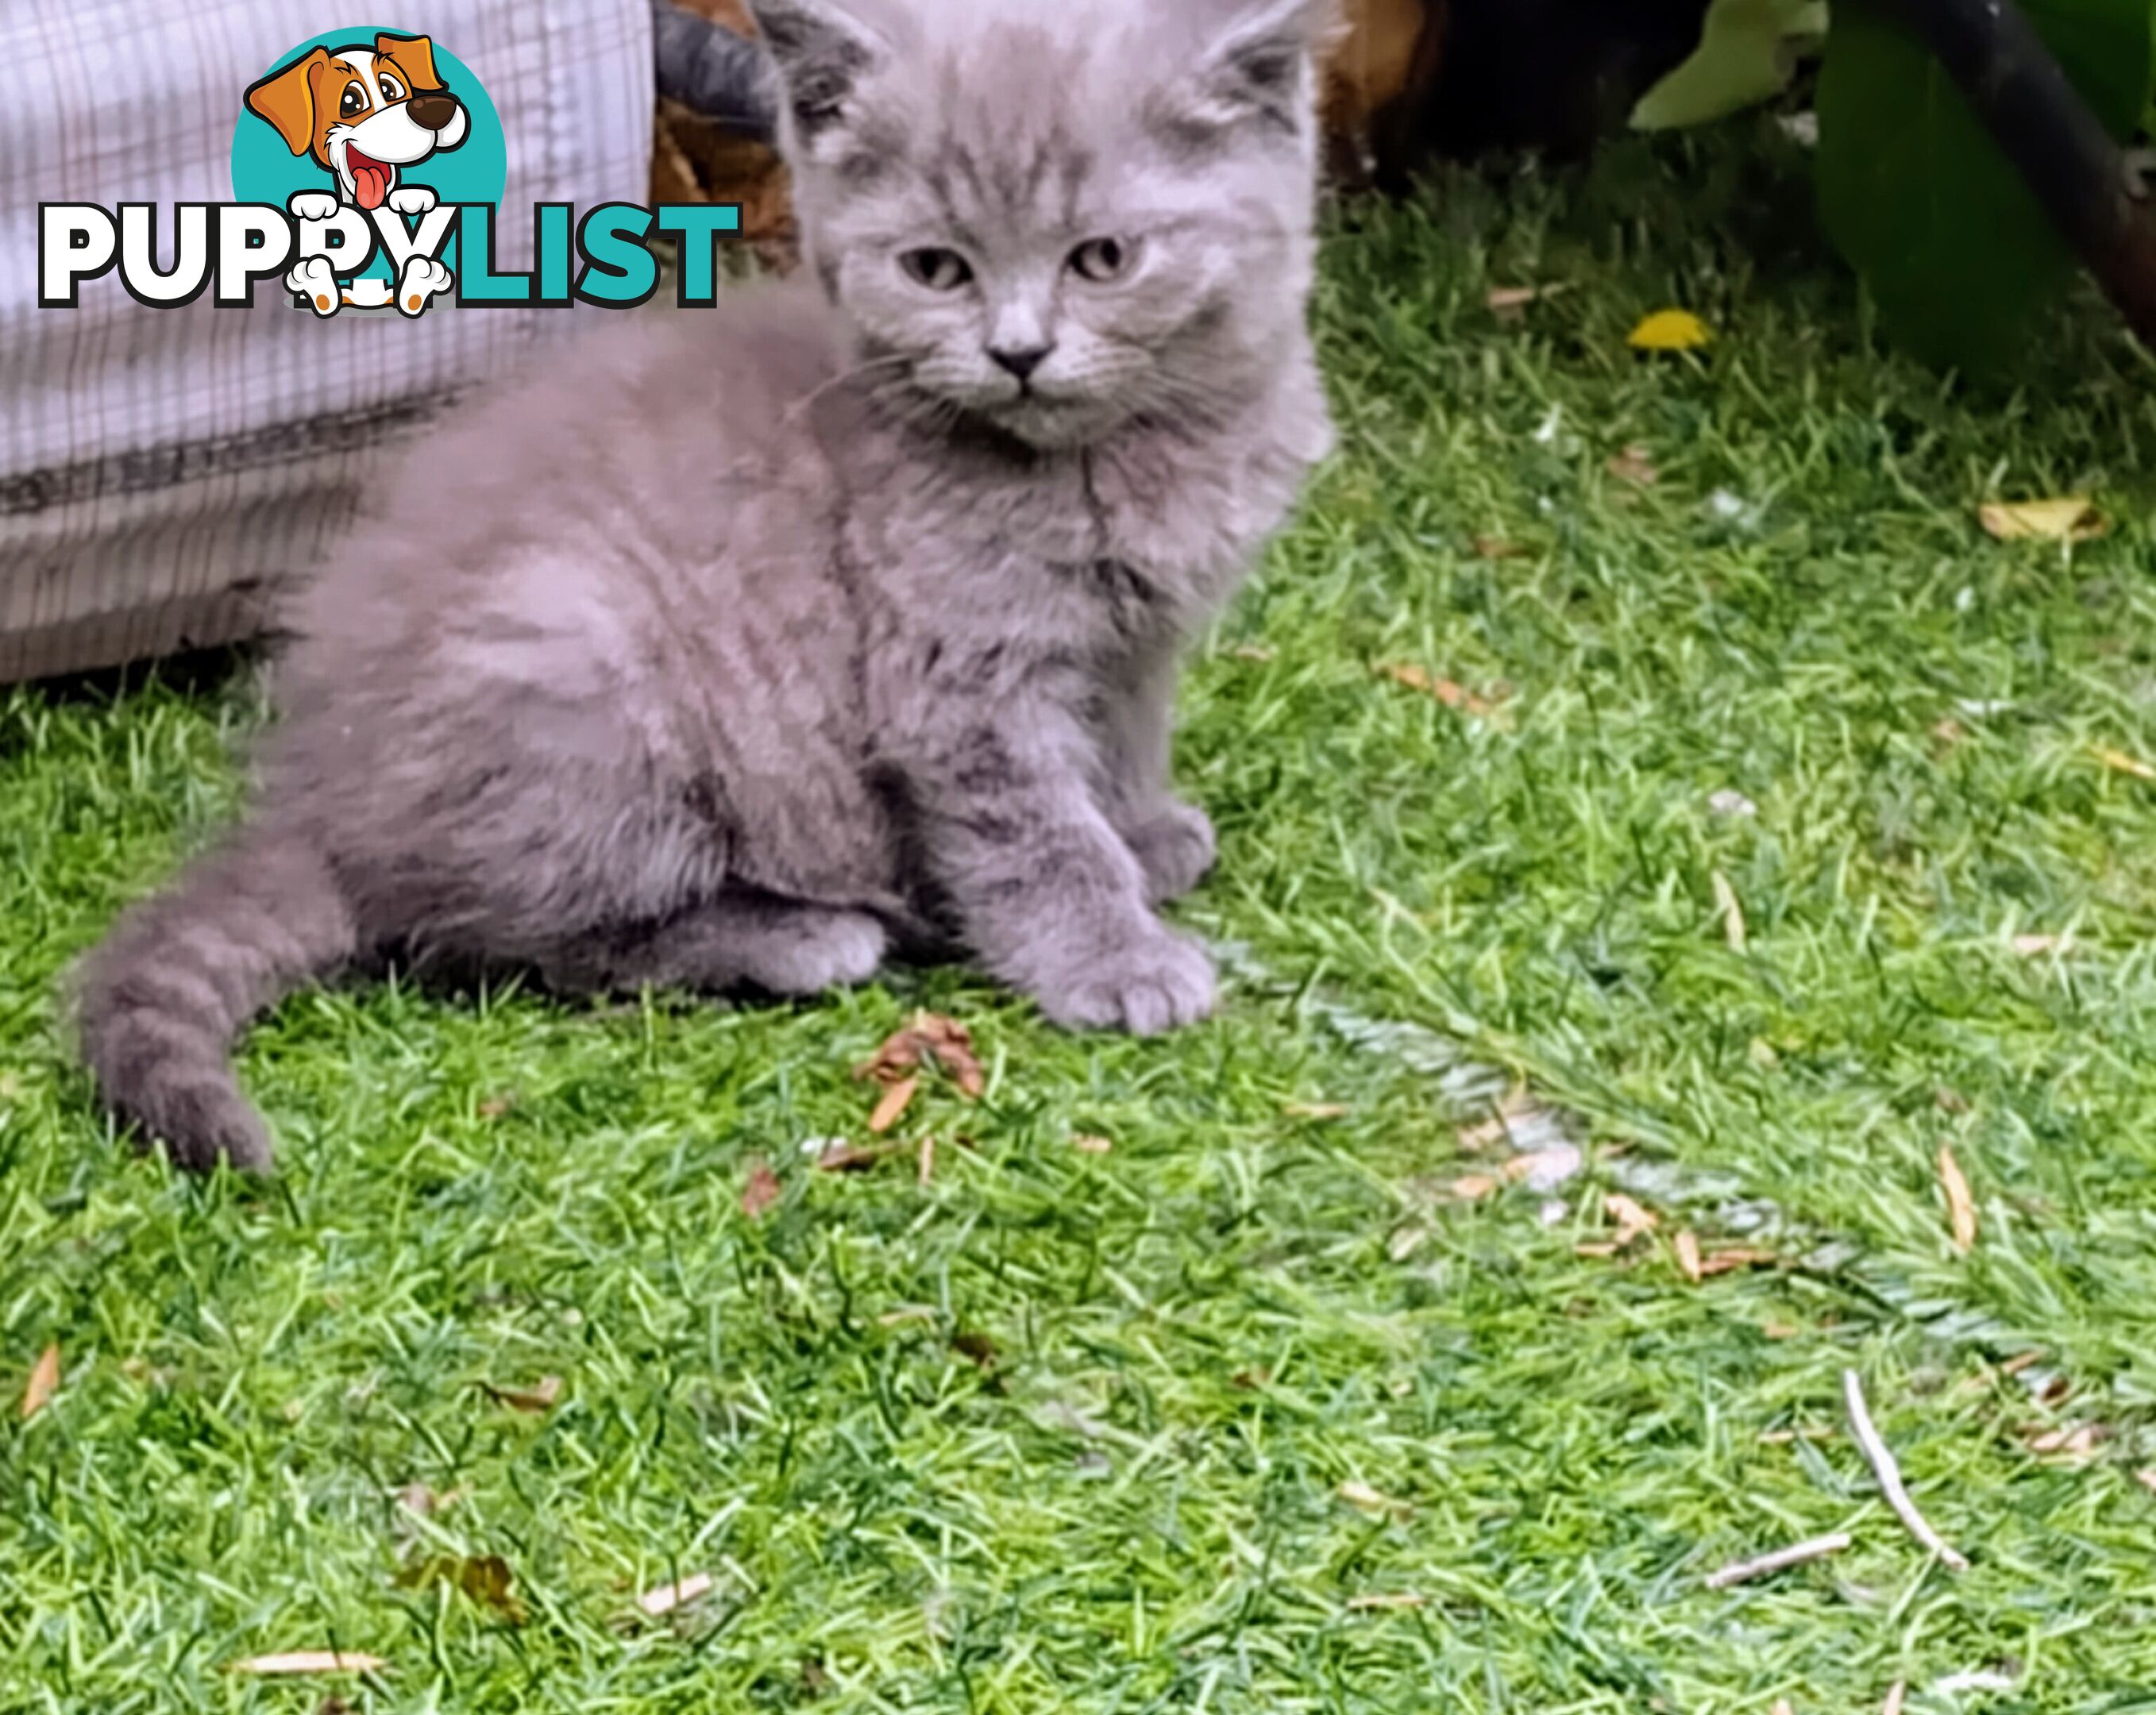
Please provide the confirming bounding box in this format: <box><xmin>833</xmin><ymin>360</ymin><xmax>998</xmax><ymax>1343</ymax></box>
<box><xmin>988</xmin><ymin>342</ymin><xmax>1053</xmax><ymax>382</ymax></box>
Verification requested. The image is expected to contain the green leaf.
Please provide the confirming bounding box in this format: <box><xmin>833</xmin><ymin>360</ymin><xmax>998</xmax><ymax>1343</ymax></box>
<box><xmin>1632</xmin><ymin>0</ymin><xmax>1828</xmax><ymax>129</ymax></box>
<box><xmin>1816</xmin><ymin>0</ymin><xmax>2154</xmax><ymax>369</ymax></box>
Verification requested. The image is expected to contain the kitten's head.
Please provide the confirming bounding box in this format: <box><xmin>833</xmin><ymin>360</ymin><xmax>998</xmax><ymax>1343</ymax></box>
<box><xmin>748</xmin><ymin>0</ymin><xmax>1330</xmax><ymax>450</ymax></box>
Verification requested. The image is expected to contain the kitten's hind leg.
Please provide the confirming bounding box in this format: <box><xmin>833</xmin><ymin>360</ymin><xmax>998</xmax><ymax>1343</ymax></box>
<box><xmin>553</xmin><ymin>893</ymin><xmax>889</xmax><ymax>998</ymax></box>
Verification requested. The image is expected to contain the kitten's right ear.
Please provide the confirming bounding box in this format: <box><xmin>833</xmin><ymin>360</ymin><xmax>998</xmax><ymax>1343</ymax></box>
<box><xmin>745</xmin><ymin>0</ymin><xmax>894</xmax><ymax>148</ymax></box>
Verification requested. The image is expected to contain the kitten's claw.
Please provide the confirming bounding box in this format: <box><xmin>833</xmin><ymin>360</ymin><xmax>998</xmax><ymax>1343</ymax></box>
<box><xmin>1125</xmin><ymin>800</ymin><xmax>1216</xmax><ymax>904</ymax></box>
<box><xmin>1038</xmin><ymin>924</ymin><xmax>1217</xmax><ymax>1036</ymax></box>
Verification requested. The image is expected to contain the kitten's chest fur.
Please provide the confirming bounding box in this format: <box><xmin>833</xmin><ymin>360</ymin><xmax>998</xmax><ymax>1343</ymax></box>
<box><xmin>847</xmin><ymin>360</ymin><xmax>1328</xmax><ymax>674</ymax></box>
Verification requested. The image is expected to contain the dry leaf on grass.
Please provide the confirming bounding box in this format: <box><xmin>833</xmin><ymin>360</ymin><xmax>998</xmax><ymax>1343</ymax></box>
<box><xmin>815</xmin><ymin>1139</ymin><xmax>897</xmax><ymax>1174</ymax></box>
<box><xmin>395</xmin><ymin>1555</ymin><xmax>528</xmax><ymax>1625</ymax></box>
<box><xmin>395</xmin><ymin>1483</ymin><xmax>460</xmax><ymax>1517</ymax></box>
<box><xmin>1471</xmin><ymin>535</ymin><xmax>1531</xmax><ymax>561</ymax></box>
<box><xmin>1883</xmin><ymin>1681</ymin><xmax>1907</xmax><ymax>1715</ymax></box>
<box><xmin>1674</xmin><ymin>1229</ymin><xmax>1703</xmax><ymax>1284</ymax></box>
<box><xmin>1977</xmin><ymin>496</ymin><xmax>2104</xmax><ymax>542</ymax></box>
<box><xmin>1628</xmin><ymin>308</ymin><xmax>1713</xmax><ymax>351</ymax></box>
<box><xmin>1938</xmin><ymin>1144</ymin><xmax>1977</xmax><ymax>1254</ymax></box>
<box><xmin>1373</xmin><ymin>662</ymin><xmax>1510</xmax><ymax>719</ymax></box>
<box><xmin>2085</xmin><ymin>733</ymin><xmax>2151</xmax><ymax>794</ymax></box>
<box><xmin>1697</xmin><ymin>1247</ymin><xmax>1783</xmax><ymax>1276</ymax></box>
<box><xmin>950</xmin><ymin>1331</ymin><xmax>999</xmax><ymax>1370</ymax></box>
<box><xmin>484</xmin><ymin>1376</ymin><xmax>561</xmax><ymax>1414</ymax></box>
<box><xmin>1281</xmin><ymin>1102</ymin><xmax>1349</xmax><ymax>1121</ymax></box>
<box><xmin>2012</xmin><ymin>933</ymin><xmax>2072</xmax><ymax>957</ymax></box>
<box><xmin>1456</xmin><ymin>1088</ymin><xmax>1553</xmax><ymax>1152</ymax></box>
<box><xmin>1455</xmin><ymin>1116</ymin><xmax>1509</xmax><ymax>1152</ymax></box>
<box><xmin>637</xmin><ymin>1572</ymin><xmax>715</xmax><ymax>1617</ymax></box>
<box><xmin>1071</xmin><ymin>1133</ymin><xmax>1113</xmax><ymax>1154</ymax></box>
<box><xmin>1387</xmin><ymin>1225</ymin><xmax>1429</xmax><ymax>1262</ymax></box>
<box><xmin>1712</xmin><ymin>871</ymin><xmax>1747</xmax><ymax>951</ymax></box>
<box><xmin>1339</xmin><ymin>1479</ymin><xmax>1410</xmax><ymax>1517</ymax></box>
<box><xmin>740</xmin><ymin>1160</ymin><xmax>781</xmax><ymax>1220</ymax></box>
<box><xmin>1771</xmin><ymin>1702</ymin><xmax>1795</xmax><ymax>1715</ymax></box>
<box><xmin>1346</xmin><ymin>1591</ymin><xmax>1427</xmax><ymax>1610</ymax></box>
<box><xmin>21</xmin><ymin>1343</ymin><xmax>59</xmax><ymax>1420</ymax></box>
<box><xmin>1487</xmin><ymin>282</ymin><xmax>1571</xmax><ymax>315</ymax></box>
<box><xmin>867</xmin><ymin>1075</ymin><xmax>918</xmax><ymax>1135</ymax></box>
<box><xmin>917</xmin><ymin>1135</ymin><xmax>936</xmax><ymax>1185</ymax></box>
<box><xmin>2135</xmin><ymin>1468</ymin><xmax>2156</xmax><ymax>1494</ymax></box>
<box><xmin>1439</xmin><ymin>1139</ymin><xmax>1581</xmax><ymax>1202</ymax></box>
<box><xmin>1606</xmin><ymin>445</ymin><xmax>1660</xmax><ymax>486</ymax></box>
<box><xmin>852</xmin><ymin>1013</ymin><xmax>985</xmax><ymax>1099</ymax></box>
<box><xmin>2021</xmin><ymin>1422</ymin><xmax>2107</xmax><ymax>1461</ymax></box>
<box><xmin>1605</xmin><ymin>1193</ymin><xmax>1658</xmax><ymax>1247</ymax></box>
<box><xmin>2094</xmin><ymin>745</ymin><xmax>2156</xmax><ymax>781</ymax></box>
<box><xmin>229</xmin><ymin>1653</ymin><xmax>386</xmax><ymax>1677</ymax></box>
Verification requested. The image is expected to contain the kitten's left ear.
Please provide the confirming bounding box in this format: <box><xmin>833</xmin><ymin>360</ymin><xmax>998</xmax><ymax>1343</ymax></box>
<box><xmin>1193</xmin><ymin>0</ymin><xmax>1336</xmax><ymax>133</ymax></box>
<box><xmin>745</xmin><ymin>0</ymin><xmax>899</xmax><ymax>148</ymax></box>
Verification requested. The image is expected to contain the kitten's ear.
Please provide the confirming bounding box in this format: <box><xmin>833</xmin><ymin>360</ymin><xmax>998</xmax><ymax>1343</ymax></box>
<box><xmin>745</xmin><ymin>0</ymin><xmax>897</xmax><ymax>148</ymax></box>
<box><xmin>1184</xmin><ymin>0</ymin><xmax>1336</xmax><ymax>135</ymax></box>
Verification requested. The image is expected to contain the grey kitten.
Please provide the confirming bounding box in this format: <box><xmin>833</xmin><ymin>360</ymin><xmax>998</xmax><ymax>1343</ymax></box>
<box><xmin>74</xmin><ymin>0</ymin><xmax>1336</xmax><ymax>1174</ymax></box>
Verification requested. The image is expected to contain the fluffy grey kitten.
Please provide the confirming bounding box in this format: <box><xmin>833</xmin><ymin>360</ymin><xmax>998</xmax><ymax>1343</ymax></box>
<box><xmin>75</xmin><ymin>0</ymin><xmax>1336</xmax><ymax>1174</ymax></box>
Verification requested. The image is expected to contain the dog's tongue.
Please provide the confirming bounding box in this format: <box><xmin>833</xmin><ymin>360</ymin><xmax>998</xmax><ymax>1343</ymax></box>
<box><xmin>349</xmin><ymin>152</ymin><xmax>389</xmax><ymax>210</ymax></box>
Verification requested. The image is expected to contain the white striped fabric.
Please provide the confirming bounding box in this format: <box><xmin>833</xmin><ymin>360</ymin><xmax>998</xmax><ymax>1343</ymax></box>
<box><xmin>0</xmin><ymin>0</ymin><xmax>654</xmax><ymax>683</ymax></box>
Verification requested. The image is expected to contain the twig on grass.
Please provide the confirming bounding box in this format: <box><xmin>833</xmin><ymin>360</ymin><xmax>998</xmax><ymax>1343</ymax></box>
<box><xmin>1842</xmin><ymin>1370</ymin><xmax>1969</xmax><ymax>1571</ymax></box>
<box><xmin>1703</xmin><ymin>1531</ymin><xmax>1852</xmax><ymax>1590</ymax></box>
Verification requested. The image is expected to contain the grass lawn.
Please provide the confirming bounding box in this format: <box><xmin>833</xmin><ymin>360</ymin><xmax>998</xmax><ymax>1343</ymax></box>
<box><xmin>9</xmin><ymin>125</ymin><xmax>2156</xmax><ymax>1711</ymax></box>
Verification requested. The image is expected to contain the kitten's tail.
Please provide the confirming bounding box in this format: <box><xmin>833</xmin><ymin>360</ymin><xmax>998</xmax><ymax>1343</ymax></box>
<box><xmin>73</xmin><ymin>827</ymin><xmax>357</xmax><ymax>1174</ymax></box>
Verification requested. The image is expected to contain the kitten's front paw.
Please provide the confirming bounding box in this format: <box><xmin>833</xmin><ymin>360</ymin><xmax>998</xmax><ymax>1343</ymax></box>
<box><xmin>1037</xmin><ymin>925</ymin><xmax>1217</xmax><ymax>1036</ymax></box>
<box><xmin>1125</xmin><ymin>800</ymin><xmax>1216</xmax><ymax>903</ymax></box>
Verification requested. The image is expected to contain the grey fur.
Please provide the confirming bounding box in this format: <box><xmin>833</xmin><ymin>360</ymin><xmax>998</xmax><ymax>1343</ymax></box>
<box><xmin>73</xmin><ymin>0</ymin><xmax>1334</xmax><ymax>1174</ymax></box>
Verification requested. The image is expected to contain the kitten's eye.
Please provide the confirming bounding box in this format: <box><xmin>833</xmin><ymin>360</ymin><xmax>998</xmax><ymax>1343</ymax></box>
<box><xmin>378</xmin><ymin>71</ymin><xmax>407</xmax><ymax>102</ymax></box>
<box><xmin>1068</xmin><ymin>237</ymin><xmax>1134</xmax><ymax>283</ymax></box>
<box><xmin>899</xmin><ymin>248</ymin><xmax>974</xmax><ymax>291</ymax></box>
<box><xmin>339</xmin><ymin>82</ymin><xmax>368</xmax><ymax>118</ymax></box>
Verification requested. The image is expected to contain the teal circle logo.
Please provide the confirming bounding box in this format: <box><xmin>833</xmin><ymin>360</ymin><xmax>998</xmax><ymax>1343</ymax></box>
<box><xmin>232</xmin><ymin>27</ymin><xmax>506</xmax><ymax>291</ymax></box>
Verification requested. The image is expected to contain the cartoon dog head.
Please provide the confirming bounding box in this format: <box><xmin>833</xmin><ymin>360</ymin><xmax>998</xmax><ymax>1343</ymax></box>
<box><xmin>245</xmin><ymin>33</ymin><xmax>469</xmax><ymax>211</ymax></box>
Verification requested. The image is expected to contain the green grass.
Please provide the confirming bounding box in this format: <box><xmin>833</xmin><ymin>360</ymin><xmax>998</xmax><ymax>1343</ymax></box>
<box><xmin>8</xmin><ymin>125</ymin><xmax>2156</xmax><ymax>1710</ymax></box>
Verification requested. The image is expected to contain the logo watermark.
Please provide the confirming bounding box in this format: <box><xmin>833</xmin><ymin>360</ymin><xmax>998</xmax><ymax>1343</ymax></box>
<box><xmin>40</xmin><ymin>26</ymin><xmax>737</xmax><ymax>317</ymax></box>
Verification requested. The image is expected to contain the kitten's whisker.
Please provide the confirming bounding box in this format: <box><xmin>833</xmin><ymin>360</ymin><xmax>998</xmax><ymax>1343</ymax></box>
<box><xmin>782</xmin><ymin>351</ymin><xmax>916</xmax><ymax>423</ymax></box>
